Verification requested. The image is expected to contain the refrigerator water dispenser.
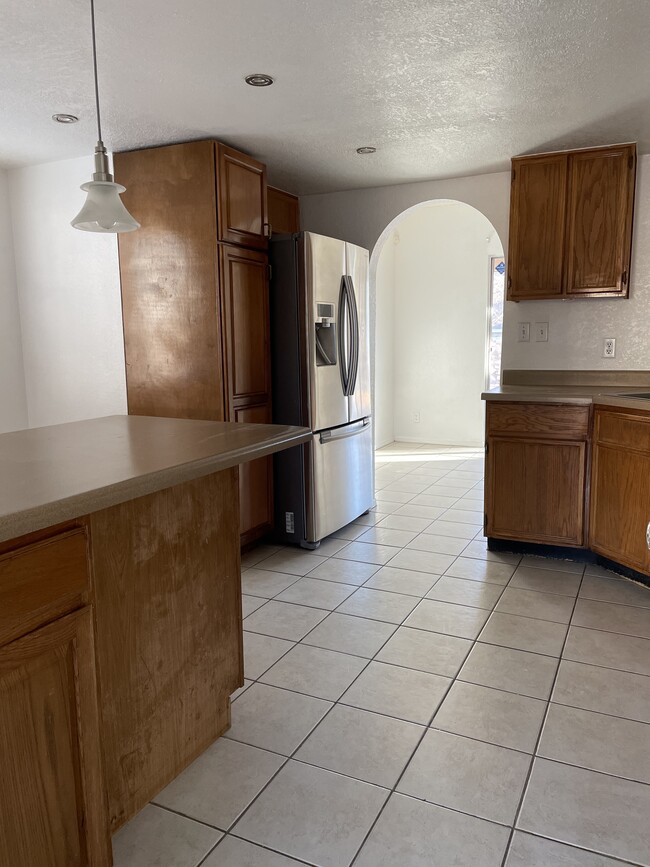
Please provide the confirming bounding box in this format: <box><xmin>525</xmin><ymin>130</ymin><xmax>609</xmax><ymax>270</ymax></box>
<box><xmin>315</xmin><ymin>302</ymin><xmax>336</xmax><ymax>366</ymax></box>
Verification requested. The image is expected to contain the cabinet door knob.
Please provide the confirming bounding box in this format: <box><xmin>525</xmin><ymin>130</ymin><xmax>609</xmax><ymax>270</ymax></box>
<box><xmin>646</xmin><ymin>522</ymin><xmax>650</xmax><ymax>550</ymax></box>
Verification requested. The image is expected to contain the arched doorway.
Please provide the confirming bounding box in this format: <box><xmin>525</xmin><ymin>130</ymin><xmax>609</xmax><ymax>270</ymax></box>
<box><xmin>372</xmin><ymin>199</ymin><xmax>504</xmax><ymax>449</ymax></box>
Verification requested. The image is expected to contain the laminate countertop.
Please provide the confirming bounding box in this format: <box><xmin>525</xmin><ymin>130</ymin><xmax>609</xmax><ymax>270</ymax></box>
<box><xmin>0</xmin><ymin>415</ymin><xmax>311</xmax><ymax>543</ymax></box>
<box><xmin>482</xmin><ymin>385</ymin><xmax>650</xmax><ymax>411</ymax></box>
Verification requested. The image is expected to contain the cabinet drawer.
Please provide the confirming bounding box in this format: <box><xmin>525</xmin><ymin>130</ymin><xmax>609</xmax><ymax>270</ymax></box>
<box><xmin>487</xmin><ymin>402</ymin><xmax>590</xmax><ymax>439</ymax></box>
<box><xmin>0</xmin><ymin>528</ymin><xmax>90</xmax><ymax>646</ymax></box>
<box><xmin>594</xmin><ymin>409</ymin><xmax>650</xmax><ymax>455</ymax></box>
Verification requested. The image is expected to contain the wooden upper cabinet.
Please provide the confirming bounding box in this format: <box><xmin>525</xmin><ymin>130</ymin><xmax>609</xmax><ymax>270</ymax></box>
<box><xmin>267</xmin><ymin>186</ymin><xmax>300</xmax><ymax>235</ymax></box>
<box><xmin>565</xmin><ymin>145</ymin><xmax>636</xmax><ymax>297</ymax></box>
<box><xmin>508</xmin><ymin>153</ymin><xmax>567</xmax><ymax>299</ymax></box>
<box><xmin>216</xmin><ymin>144</ymin><xmax>268</xmax><ymax>249</ymax></box>
<box><xmin>0</xmin><ymin>608</ymin><xmax>110</xmax><ymax>867</ymax></box>
<box><xmin>507</xmin><ymin>143</ymin><xmax>636</xmax><ymax>301</ymax></box>
<box><xmin>116</xmin><ymin>141</ymin><xmax>226</xmax><ymax>421</ymax></box>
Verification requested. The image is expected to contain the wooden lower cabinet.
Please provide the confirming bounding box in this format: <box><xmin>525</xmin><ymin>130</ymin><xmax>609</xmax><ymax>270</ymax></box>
<box><xmin>486</xmin><ymin>437</ymin><xmax>587</xmax><ymax>546</ymax></box>
<box><xmin>0</xmin><ymin>607</ymin><xmax>110</xmax><ymax>867</ymax></box>
<box><xmin>235</xmin><ymin>403</ymin><xmax>273</xmax><ymax>545</ymax></box>
<box><xmin>590</xmin><ymin>407</ymin><xmax>650</xmax><ymax>573</ymax></box>
<box><xmin>485</xmin><ymin>402</ymin><xmax>590</xmax><ymax>548</ymax></box>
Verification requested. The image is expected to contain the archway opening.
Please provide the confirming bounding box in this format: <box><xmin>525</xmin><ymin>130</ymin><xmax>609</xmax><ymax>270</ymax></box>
<box><xmin>372</xmin><ymin>199</ymin><xmax>504</xmax><ymax>450</ymax></box>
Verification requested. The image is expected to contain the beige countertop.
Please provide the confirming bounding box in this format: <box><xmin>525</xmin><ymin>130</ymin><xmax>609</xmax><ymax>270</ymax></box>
<box><xmin>482</xmin><ymin>385</ymin><xmax>650</xmax><ymax>411</ymax></box>
<box><xmin>0</xmin><ymin>415</ymin><xmax>311</xmax><ymax>543</ymax></box>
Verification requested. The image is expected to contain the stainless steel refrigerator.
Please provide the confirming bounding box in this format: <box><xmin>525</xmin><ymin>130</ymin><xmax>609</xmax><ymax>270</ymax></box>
<box><xmin>270</xmin><ymin>231</ymin><xmax>374</xmax><ymax>547</ymax></box>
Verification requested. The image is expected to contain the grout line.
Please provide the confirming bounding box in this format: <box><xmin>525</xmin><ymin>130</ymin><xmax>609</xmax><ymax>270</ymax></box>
<box><xmin>498</xmin><ymin>567</ymin><xmax>587</xmax><ymax>867</ymax></box>
<box><xmin>508</xmin><ymin>829</ymin><xmax>646</xmax><ymax>867</ymax></box>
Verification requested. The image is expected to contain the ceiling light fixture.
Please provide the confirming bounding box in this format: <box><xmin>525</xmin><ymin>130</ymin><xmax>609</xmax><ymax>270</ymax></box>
<box><xmin>71</xmin><ymin>0</ymin><xmax>139</xmax><ymax>233</ymax></box>
<box><xmin>356</xmin><ymin>146</ymin><xmax>377</xmax><ymax>155</ymax></box>
<box><xmin>245</xmin><ymin>73</ymin><xmax>274</xmax><ymax>87</ymax></box>
<box><xmin>52</xmin><ymin>113</ymin><xmax>79</xmax><ymax>124</ymax></box>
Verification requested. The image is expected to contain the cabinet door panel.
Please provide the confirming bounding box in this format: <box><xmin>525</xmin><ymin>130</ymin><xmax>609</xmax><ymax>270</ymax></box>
<box><xmin>217</xmin><ymin>145</ymin><xmax>268</xmax><ymax>249</ymax></box>
<box><xmin>507</xmin><ymin>154</ymin><xmax>567</xmax><ymax>299</ymax></box>
<box><xmin>486</xmin><ymin>438</ymin><xmax>586</xmax><ymax>546</ymax></box>
<box><xmin>267</xmin><ymin>186</ymin><xmax>300</xmax><ymax>235</ymax></box>
<box><xmin>221</xmin><ymin>245</ymin><xmax>271</xmax><ymax>410</ymax></box>
<box><xmin>235</xmin><ymin>403</ymin><xmax>273</xmax><ymax>542</ymax></box>
<box><xmin>590</xmin><ymin>444</ymin><xmax>650</xmax><ymax>574</ymax></box>
<box><xmin>565</xmin><ymin>145</ymin><xmax>636</xmax><ymax>296</ymax></box>
<box><xmin>0</xmin><ymin>608</ymin><xmax>109</xmax><ymax>867</ymax></box>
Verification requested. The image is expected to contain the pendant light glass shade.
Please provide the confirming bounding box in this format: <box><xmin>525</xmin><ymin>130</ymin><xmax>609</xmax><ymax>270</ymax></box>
<box><xmin>72</xmin><ymin>180</ymin><xmax>139</xmax><ymax>232</ymax></box>
<box><xmin>72</xmin><ymin>0</ymin><xmax>139</xmax><ymax>234</ymax></box>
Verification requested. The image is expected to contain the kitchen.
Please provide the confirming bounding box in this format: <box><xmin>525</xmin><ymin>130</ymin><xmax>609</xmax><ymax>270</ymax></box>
<box><xmin>2</xmin><ymin>2</ymin><xmax>650</xmax><ymax>866</ymax></box>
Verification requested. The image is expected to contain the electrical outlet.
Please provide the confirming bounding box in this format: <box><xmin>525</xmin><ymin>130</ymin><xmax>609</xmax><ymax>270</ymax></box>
<box><xmin>603</xmin><ymin>338</ymin><xmax>616</xmax><ymax>358</ymax></box>
<box><xmin>518</xmin><ymin>322</ymin><xmax>530</xmax><ymax>342</ymax></box>
<box><xmin>534</xmin><ymin>322</ymin><xmax>549</xmax><ymax>342</ymax></box>
<box><xmin>412</xmin><ymin>411</ymin><xmax>421</xmax><ymax>424</ymax></box>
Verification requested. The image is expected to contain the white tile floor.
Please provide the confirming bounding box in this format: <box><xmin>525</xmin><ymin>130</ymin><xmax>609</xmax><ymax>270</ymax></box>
<box><xmin>113</xmin><ymin>442</ymin><xmax>650</xmax><ymax>867</ymax></box>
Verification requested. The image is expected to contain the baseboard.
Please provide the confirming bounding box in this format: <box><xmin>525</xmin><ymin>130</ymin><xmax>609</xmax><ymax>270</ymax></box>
<box><xmin>392</xmin><ymin>436</ymin><xmax>484</xmax><ymax>448</ymax></box>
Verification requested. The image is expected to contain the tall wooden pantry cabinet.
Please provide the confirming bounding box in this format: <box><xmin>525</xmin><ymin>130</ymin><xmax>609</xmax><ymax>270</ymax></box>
<box><xmin>114</xmin><ymin>140</ymin><xmax>273</xmax><ymax>545</ymax></box>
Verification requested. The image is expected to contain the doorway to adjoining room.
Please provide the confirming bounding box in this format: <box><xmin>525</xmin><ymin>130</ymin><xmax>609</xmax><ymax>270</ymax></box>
<box><xmin>372</xmin><ymin>199</ymin><xmax>504</xmax><ymax>450</ymax></box>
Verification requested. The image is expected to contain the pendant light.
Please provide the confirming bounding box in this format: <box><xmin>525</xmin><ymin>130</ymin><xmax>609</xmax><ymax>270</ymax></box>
<box><xmin>71</xmin><ymin>0</ymin><xmax>139</xmax><ymax>233</ymax></box>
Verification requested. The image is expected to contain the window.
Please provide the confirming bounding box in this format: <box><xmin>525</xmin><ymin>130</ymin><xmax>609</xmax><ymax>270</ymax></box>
<box><xmin>488</xmin><ymin>257</ymin><xmax>505</xmax><ymax>389</ymax></box>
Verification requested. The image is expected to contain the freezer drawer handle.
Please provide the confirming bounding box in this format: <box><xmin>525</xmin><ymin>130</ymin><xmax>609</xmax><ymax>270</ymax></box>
<box><xmin>319</xmin><ymin>418</ymin><xmax>370</xmax><ymax>443</ymax></box>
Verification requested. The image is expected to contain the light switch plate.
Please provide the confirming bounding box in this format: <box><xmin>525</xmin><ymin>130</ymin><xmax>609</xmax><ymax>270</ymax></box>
<box><xmin>518</xmin><ymin>322</ymin><xmax>530</xmax><ymax>342</ymax></box>
<box><xmin>534</xmin><ymin>322</ymin><xmax>549</xmax><ymax>342</ymax></box>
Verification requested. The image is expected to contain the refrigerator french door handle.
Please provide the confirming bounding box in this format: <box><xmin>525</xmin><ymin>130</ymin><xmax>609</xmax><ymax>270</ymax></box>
<box><xmin>344</xmin><ymin>275</ymin><xmax>360</xmax><ymax>395</ymax></box>
<box><xmin>319</xmin><ymin>417</ymin><xmax>370</xmax><ymax>443</ymax></box>
<box><xmin>338</xmin><ymin>276</ymin><xmax>350</xmax><ymax>395</ymax></box>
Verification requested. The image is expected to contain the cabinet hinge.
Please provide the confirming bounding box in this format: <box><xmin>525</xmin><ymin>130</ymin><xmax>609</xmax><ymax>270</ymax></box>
<box><xmin>511</xmin><ymin>169</ymin><xmax>516</xmax><ymax>182</ymax></box>
<box><xmin>268</xmin><ymin>263</ymin><xmax>273</xmax><ymax>280</ymax></box>
<box><xmin>622</xmin><ymin>269</ymin><xmax>628</xmax><ymax>285</ymax></box>
<box><xmin>484</xmin><ymin>441</ymin><xmax>489</xmax><ymax>455</ymax></box>
<box><xmin>629</xmin><ymin>155</ymin><xmax>634</xmax><ymax>170</ymax></box>
<box><xmin>507</xmin><ymin>275</ymin><xmax>512</xmax><ymax>291</ymax></box>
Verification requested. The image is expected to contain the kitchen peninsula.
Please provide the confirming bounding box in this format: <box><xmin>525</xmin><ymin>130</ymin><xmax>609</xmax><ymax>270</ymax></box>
<box><xmin>0</xmin><ymin>415</ymin><xmax>309</xmax><ymax>867</ymax></box>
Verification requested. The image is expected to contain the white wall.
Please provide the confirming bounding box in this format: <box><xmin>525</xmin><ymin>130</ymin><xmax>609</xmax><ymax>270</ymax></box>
<box><xmin>8</xmin><ymin>155</ymin><xmax>126</xmax><ymax>428</ymax></box>
<box><xmin>0</xmin><ymin>168</ymin><xmax>28</xmax><ymax>433</ymax></box>
<box><xmin>375</xmin><ymin>203</ymin><xmax>502</xmax><ymax>447</ymax></box>
<box><xmin>374</xmin><ymin>235</ymin><xmax>395</xmax><ymax>447</ymax></box>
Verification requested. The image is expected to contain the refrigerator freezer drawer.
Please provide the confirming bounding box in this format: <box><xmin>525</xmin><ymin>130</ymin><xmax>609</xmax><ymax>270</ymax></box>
<box><xmin>307</xmin><ymin>418</ymin><xmax>374</xmax><ymax>543</ymax></box>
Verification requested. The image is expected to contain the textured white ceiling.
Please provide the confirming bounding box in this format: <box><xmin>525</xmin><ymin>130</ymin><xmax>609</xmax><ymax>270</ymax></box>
<box><xmin>2</xmin><ymin>0</ymin><xmax>650</xmax><ymax>194</ymax></box>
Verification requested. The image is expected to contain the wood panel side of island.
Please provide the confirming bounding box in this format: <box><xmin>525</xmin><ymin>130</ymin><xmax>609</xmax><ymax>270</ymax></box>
<box><xmin>87</xmin><ymin>468</ymin><xmax>243</xmax><ymax>830</ymax></box>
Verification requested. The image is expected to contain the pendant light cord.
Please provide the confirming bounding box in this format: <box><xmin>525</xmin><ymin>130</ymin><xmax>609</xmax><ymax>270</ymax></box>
<box><xmin>90</xmin><ymin>0</ymin><xmax>102</xmax><ymax>143</ymax></box>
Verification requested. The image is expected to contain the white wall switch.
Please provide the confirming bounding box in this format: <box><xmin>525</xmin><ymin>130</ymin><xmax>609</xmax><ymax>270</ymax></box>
<box><xmin>534</xmin><ymin>322</ymin><xmax>549</xmax><ymax>342</ymax></box>
<box><xmin>603</xmin><ymin>338</ymin><xmax>616</xmax><ymax>358</ymax></box>
<box><xmin>412</xmin><ymin>411</ymin><xmax>421</xmax><ymax>423</ymax></box>
<box><xmin>518</xmin><ymin>322</ymin><xmax>530</xmax><ymax>342</ymax></box>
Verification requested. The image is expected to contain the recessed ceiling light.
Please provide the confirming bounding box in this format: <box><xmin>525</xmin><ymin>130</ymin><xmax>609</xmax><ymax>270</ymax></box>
<box><xmin>245</xmin><ymin>73</ymin><xmax>274</xmax><ymax>87</ymax></box>
<box><xmin>52</xmin><ymin>113</ymin><xmax>79</xmax><ymax>124</ymax></box>
<box><xmin>356</xmin><ymin>146</ymin><xmax>376</xmax><ymax>154</ymax></box>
